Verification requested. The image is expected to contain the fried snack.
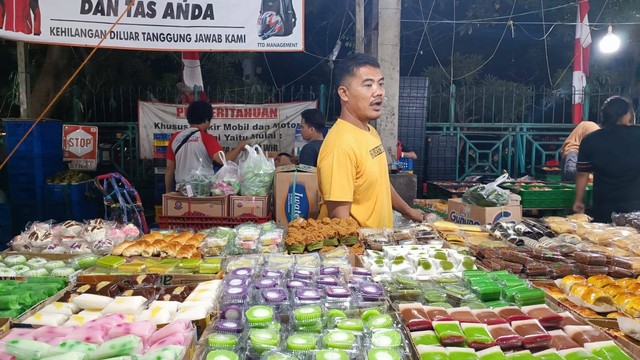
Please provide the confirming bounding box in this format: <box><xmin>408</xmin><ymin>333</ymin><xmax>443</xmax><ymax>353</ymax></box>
<box><xmin>285</xmin><ymin>217</ymin><xmax>360</xmax><ymax>254</ymax></box>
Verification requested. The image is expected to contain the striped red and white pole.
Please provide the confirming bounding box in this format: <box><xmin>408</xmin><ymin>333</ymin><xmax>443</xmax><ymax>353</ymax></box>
<box><xmin>572</xmin><ymin>0</ymin><xmax>591</xmax><ymax>124</ymax></box>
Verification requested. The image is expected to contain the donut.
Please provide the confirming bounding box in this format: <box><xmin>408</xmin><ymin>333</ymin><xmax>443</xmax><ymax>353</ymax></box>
<box><xmin>26</xmin><ymin>257</ymin><xmax>49</xmax><ymax>268</ymax></box>
<box><xmin>4</xmin><ymin>255</ymin><xmax>27</xmax><ymax>266</ymax></box>
<box><xmin>11</xmin><ymin>265</ymin><xmax>31</xmax><ymax>274</ymax></box>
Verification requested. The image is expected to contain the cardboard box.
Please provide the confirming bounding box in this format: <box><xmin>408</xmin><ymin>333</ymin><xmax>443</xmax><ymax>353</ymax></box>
<box><xmin>162</xmin><ymin>193</ymin><xmax>228</xmax><ymax>217</ymax></box>
<box><xmin>273</xmin><ymin>165</ymin><xmax>320</xmax><ymax>227</ymax></box>
<box><xmin>447</xmin><ymin>198</ymin><xmax>522</xmax><ymax>225</ymax></box>
<box><xmin>229</xmin><ymin>195</ymin><xmax>271</xmax><ymax>218</ymax></box>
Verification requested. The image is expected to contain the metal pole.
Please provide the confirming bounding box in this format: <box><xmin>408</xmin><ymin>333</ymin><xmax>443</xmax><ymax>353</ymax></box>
<box><xmin>17</xmin><ymin>42</ymin><xmax>30</xmax><ymax>118</ymax></box>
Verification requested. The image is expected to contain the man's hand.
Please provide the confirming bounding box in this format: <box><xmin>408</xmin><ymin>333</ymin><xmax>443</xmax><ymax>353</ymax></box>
<box><xmin>238</xmin><ymin>140</ymin><xmax>252</xmax><ymax>149</ymax></box>
<box><xmin>573</xmin><ymin>201</ymin><xmax>585</xmax><ymax>214</ymax></box>
<box><xmin>404</xmin><ymin>208</ymin><xmax>426</xmax><ymax>222</ymax></box>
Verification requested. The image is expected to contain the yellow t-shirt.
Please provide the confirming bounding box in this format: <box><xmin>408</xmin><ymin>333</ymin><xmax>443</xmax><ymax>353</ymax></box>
<box><xmin>317</xmin><ymin>119</ymin><xmax>393</xmax><ymax>228</ymax></box>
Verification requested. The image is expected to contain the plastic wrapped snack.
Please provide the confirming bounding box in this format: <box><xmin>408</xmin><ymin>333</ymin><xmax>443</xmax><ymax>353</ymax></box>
<box><xmin>4</xmin><ymin>339</ymin><xmax>54</xmax><ymax>360</ymax></box>
<box><xmin>102</xmin><ymin>296</ymin><xmax>148</xmax><ymax>315</ymax></box>
<box><xmin>72</xmin><ymin>293</ymin><xmax>113</xmax><ymax>310</ymax></box>
<box><xmin>462</xmin><ymin>323</ymin><xmax>496</xmax><ymax>350</ymax></box>
<box><xmin>91</xmin><ymin>334</ymin><xmax>143</xmax><ymax>358</ymax></box>
<box><xmin>511</xmin><ymin>320</ymin><xmax>551</xmax><ymax>349</ymax></box>
<box><xmin>521</xmin><ymin>305</ymin><xmax>563</xmax><ymax>329</ymax></box>
<box><xmin>563</xmin><ymin>325</ymin><xmax>610</xmax><ymax>346</ymax></box>
<box><xmin>487</xmin><ymin>324</ymin><xmax>523</xmax><ymax>350</ymax></box>
<box><xmin>433</xmin><ymin>321</ymin><xmax>467</xmax><ymax>346</ymax></box>
<box><xmin>399</xmin><ymin>304</ymin><xmax>432</xmax><ymax>331</ymax></box>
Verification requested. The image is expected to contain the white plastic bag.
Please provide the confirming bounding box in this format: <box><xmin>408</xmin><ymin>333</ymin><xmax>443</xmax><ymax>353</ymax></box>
<box><xmin>211</xmin><ymin>151</ymin><xmax>241</xmax><ymax>196</ymax></box>
<box><xmin>239</xmin><ymin>145</ymin><xmax>275</xmax><ymax>196</ymax></box>
<box><xmin>177</xmin><ymin>158</ymin><xmax>216</xmax><ymax>197</ymax></box>
<box><xmin>462</xmin><ymin>173</ymin><xmax>511</xmax><ymax>207</ymax></box>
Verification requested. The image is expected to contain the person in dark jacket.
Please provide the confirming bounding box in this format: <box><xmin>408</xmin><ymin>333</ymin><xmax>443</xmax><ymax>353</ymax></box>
<box><xmin>574</xmin><ymin>96</ymin><xmax>640</xmax><ymax>222</ymax></box>
<box><xmin>298</xmin><ymin>108</ymin><xmax>325</xmax><ymax>167</ymax></box>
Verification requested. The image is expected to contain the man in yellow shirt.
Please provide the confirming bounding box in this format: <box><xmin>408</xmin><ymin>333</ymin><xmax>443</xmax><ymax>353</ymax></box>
<box><xmin>317</xmin><ymin>53</ymin><xmax>425</xmax><ymax>228</ymax></box>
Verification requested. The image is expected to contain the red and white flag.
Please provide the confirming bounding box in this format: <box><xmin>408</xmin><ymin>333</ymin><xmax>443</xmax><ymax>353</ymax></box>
<box><xmin>572</xmin><ymin>0</ymin><xmax>591</xmax><ymax>124</ymax></box>
<box><xmin>180</xmin><ymin>52</ymin><xmax>208</xmax><ymax>103</ymax></box>
<box><xmin>182</xmin><ymin>52</ymin><xmax>204</xmax><ymax>90</ymax></box>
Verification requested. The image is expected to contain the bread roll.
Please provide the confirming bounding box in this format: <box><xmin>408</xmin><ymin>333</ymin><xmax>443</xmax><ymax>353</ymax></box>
<box><xmin>176</xmin><ymin>245</ymin><xmax>197</xmax><ymax>259</ymax></box>
<box><xmin>160</xmin><ymin>242</ymin><xmax>181</xmax><ymax>258</ymax></box>
<box><xmin>587</xmin><ymin>275</ymin><xmax>615</xmax><ymax>288</ymax></box>
<box><xmin>123</xmin><ymin>240</ymin><xmax>150</xmax><ymax>257</ymax></box>
<box><xmin>112</xmin><ymin>241</ymin><xmax>135</xmax><ymax>256</ymax></box>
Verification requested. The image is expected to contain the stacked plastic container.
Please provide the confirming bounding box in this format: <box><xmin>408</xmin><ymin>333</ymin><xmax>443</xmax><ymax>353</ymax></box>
<box><xmin>4</xmin><ymin>120</ymin><xmax>64</xmax><ymax>231</ymax></box>
<box><xmin>153</xmin><ymin>133</ymin><xmax>170</xmax><ymax>204</ymax></box>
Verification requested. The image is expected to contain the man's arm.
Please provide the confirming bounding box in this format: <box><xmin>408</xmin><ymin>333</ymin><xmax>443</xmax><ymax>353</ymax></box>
<box><xmin>325</xmin><ymin>201</ymin><xmax>352</xmax><ymax>219</ymax></box>
<box><xmin>391</xmin><ymin>184</ymin><xmax>424</xmax><ymax>222</ymax></box>
<box><xmin>164</xmin><ymin>159</ymin><xmax>176</xmax><ymax>193</ymax></box>
<box><xmin>218</xmin><ymin>141</ymin><xmax>251</xmax><ymax>164</ymax></box>
<box><xmin>573</xmin><ymin>172</ymin><xmax>589</xmax><ymax>214</ymax></box>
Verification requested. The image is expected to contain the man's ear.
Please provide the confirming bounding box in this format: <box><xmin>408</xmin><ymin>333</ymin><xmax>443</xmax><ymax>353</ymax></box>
<box><xmin>337</xmin><ymin>86</ymin><xmax>348</xmax><ymax>102</ymax></box>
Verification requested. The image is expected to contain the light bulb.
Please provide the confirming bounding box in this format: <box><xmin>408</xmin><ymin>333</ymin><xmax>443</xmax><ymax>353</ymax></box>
<box><xmin>599</xmin><ymin>25</ymin><xmax>621</xmax><ymax>54</ymax></box>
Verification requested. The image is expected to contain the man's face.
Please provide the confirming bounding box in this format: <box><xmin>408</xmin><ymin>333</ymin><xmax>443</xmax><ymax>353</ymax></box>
<box><xmin>339</xmin><ymin>65</ymin><xmax>385</xmax><ymax>121</ymax></box>
<box><xmin>300</xmin><ymin>119</ymin><xmax>313</xmax><ymax>141</ymax></box>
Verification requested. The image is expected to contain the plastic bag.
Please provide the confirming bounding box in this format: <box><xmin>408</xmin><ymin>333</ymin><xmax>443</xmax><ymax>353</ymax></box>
<box><xmin>177</xmin><ymin>158</ymin><xmax>215</xmax><ymax>197</ymax></box>
<box><xmin>239</xmin><ymin>144</ymin><xmax>275</xmax><ymax>196</ymax></box>
<box><xmin>210</xmin><ymin>151</ymin><xmax>241</xmax><ymax>196</ymax></box>
<box><xmin>462</xmin><ymin>173</ymin><xmax>511</xmax><ymax>207</ymax></box>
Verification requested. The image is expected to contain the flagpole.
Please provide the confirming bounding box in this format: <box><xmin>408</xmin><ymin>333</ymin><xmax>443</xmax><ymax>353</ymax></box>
<box><xmin>572</xmin><ymin>0</ymin><xmax>591</xmax><ymax>124</ymax></box>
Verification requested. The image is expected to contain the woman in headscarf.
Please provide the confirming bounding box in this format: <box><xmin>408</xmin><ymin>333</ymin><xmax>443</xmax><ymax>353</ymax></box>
<box><xmin>560</xmin><ymin>121</ymin><xmax>600</xmax><ymax>181</ymax></box>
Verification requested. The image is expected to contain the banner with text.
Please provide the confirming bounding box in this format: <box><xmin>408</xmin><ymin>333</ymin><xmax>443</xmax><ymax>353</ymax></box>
<box><xmin>139</xmin><ymin>101</ymin><xmax>317</xmax><ymax>159</ymax></box>
<box><xmin>0</xmin><ymin>0</ymin><xmax>304</xmax><ymax>51</ymax></box>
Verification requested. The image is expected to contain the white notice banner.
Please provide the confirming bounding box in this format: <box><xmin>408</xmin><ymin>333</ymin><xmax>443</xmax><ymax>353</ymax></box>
<box><xmin>138</xmin><ymin>101</ymin><xmax>317</xmax><ymax>159</ymax></box>
<box><xmin>0</xmin><ymin>0</ymin><xmax>304</xmax><ymax>51</ymax></box>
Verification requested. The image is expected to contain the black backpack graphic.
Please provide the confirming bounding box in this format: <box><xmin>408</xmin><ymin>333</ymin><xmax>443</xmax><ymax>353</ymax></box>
<box><xmin>258</xmin><ymin>0</ymin><xmax>297</xmax><ymax>40</ymax></box>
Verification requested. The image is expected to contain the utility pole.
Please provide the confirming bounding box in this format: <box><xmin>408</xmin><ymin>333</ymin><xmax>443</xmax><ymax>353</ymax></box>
<box><xmin>356</xmin><ymin>0</ymin><xmax>365</xmax><ymax>52</ymax></box>
<box><xmin>17</xmin><ymin>42</ymin><xmax>30</xmax><ymax>118</ymax></box>
<box><xmin>376</xmin><ymin>0</ymin><xmax>401</xmax><ymax>161</ymax></box>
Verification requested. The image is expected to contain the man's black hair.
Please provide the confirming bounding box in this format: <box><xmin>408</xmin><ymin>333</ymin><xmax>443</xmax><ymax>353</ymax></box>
<box><xmin>301</xmin><ymin>109</ymin><xmax>325</xmax><ymax>132</ymax></box>
<box><xmin>277</xmin><ymin>152</ymin><xmax>292</xmax><ymax>159</ymax></box>
<box><xmin>334</xmin><ymin>53</ymin><xmax>380</xmax><ymax>88</ymax></box>
<box><xmin>601</xmin><ymin>96</ymin><xmax>633</xmax><ymax>128</ymax></box>
<box><xmin>186</xmin><ymin>101</ymin><xmax>213</xmax><ymax>125</ymax></box>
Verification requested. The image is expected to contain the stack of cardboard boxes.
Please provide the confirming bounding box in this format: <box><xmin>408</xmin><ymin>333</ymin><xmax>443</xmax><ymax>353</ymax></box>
<box><xmin>162</xmin><ymin>164</ymin><xmax>321</xmax><ymax>223</ymax></box>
